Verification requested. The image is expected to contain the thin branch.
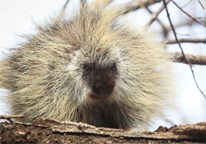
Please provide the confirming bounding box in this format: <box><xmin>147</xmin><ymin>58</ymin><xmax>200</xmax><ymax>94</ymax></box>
<box><xmin>175</xmin><ymin>33</ymin><xmax>190</xmax><ymax>36</ymax></box>
<box><xmin>145</xmin><ymin>7</ymin><xmax>169</xmax><ymax>38</ymax></box>
<box><xmin>195</xmin><ymin>17</ymin><xmax>206</xmax><ymax>19</ymax></box>
<box><xmin>146</xmin><ymin>0</ymin><xmax>171</xmax><ymax>27</ymax></box>
<box><xmin>167</xmin><ymin>39</ymin><xmax>206</xmax><ymax>44</ymax></box>
<box><xmin>62</xmin><ymin>0</ymin><xmax>71</xmax><ymax>12</ymax></box>
<box><xmin>197</xmin><ymin>0</ymin><xmax>205</xmax><ymax>9</ymax></box>
<box><xmin>59</xmin><ymin>0</ymin><xmax>71</xmax><ymax>17</ymax></box>
<box><xmin>172</xmin><ymin>19</ymin><xmax>194</xmax><ymax>28</ymax></box>
<box><xmin>163</xmin><ymin>0</ymin><xmax>206</xmax><ymax>99</ymax></box>
<box><xmin>172</xmin><ymin>52</ymin><xmax>206</xmax><ymax>65</ymax></box>
<box><xmin>172</xmin><ymin>0</ymin><xmax>206</xmax><ymax>27</ymax></box>
<box><xmin>123</xmin><ymin>0</ymin><xmax>162</xmax><ymax>14</ymax></box>
<box><xmin>181</xmin><ymin>0</ymin><xmax>192</xmax><ymax>9</ymax></box>
<box><xmin>57</xmin><ymin>0</ymin><xmax>71</xmax><ymax>21</ymax></box>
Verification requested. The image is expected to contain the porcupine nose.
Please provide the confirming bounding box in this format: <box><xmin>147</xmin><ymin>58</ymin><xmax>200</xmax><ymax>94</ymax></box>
<box><xmin>91</xmin><ymin>69</ymin><xmax>115</xmax><ymax>99</ymax></box>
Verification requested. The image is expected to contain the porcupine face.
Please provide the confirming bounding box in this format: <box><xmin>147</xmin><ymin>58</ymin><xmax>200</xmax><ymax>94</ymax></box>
<box><xmin>68</xmin><ymin>44</ymin><xmax>119</xmax><ymax>101</ymax></box>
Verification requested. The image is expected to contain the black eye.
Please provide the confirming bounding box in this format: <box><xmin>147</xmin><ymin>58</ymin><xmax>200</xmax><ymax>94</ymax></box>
<box><xmin>111</xmin><ymin>63</ymin><xmax>117</xmax><ymax>72</ymax></box>
<box><xmin>83</xmin><ymin>64</ymin><xmax>93</xmax><ymax>71</ymax></box>
<box><xmin>83</xmin><ymin>65</ymin><xmax>89</xmax><ymax>70</ymax></box>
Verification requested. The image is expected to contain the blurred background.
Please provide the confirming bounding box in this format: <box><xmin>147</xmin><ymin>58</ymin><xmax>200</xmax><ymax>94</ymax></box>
<box><xmin>0</xmin><ymin>0</ymin><xmax>205</xmax><ymax>130</ymax></box>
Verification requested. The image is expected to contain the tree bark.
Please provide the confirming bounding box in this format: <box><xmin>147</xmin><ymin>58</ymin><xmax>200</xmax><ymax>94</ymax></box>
<box><xmin>1</xmin><ymin>117</ymin><xmax>206</xmax><ymax>143</ymax></box>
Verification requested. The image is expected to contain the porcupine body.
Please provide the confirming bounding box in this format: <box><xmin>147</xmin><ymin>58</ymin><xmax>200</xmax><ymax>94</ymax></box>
<box><xmin>0</xmin><ymin>4</ymin><xmax>176</xmax><ymax>131</ymax></box>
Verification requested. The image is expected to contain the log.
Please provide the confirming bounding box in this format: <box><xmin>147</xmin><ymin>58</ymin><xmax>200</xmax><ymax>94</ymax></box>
<box><xmin>0</xmin><ymin>117</ymin><xmax>206</xmax><ymax>143</ymax></box>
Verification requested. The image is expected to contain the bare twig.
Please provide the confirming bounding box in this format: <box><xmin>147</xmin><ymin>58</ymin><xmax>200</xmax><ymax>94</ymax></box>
<box><xmin>173</xmin><ymin>52</ymin><xmax>206</xmax><ymax>65</ymax></box>
<box><xmin>167</xmin><ymin>39</ymin><xmax>206</xmax><ymax>44</ymax></box>
<box><xmin>145</xmin><ymin>7</ymin><xmax>169</xmax><ymax>38</ymax></box>
<box><xmin>146</xmin><ymin>0</ymin><xmax>171</xmax><ymax>27</ymax></box>
<box><xmin>172</xmin><ymin>19</ymin><xmax>194</xmax><ymax>28</ymax></box>
<box><xmin>195</xmin><ymin>17</ymin><xmax>206</xmax><ymax>19</ymax></box>
<box><xmin>123</xmin><ymin>0</ymin><xmax>162</xmax><ymax>14</ymax></box>
<box><xmin>175</xmin><ymin>33</ymin><xmax>190</xmax><ymax>36</ymax></box>
<box><xmin>181</xmin><ymin>0</ymin><xmax>192</xmax><ymax>8</ymax></box>
<box><xmin>172</xmin><ymin>0</ymin><xmax>206</xmax><ymax>27</ymax></box>
<box><xmin>57</xmin><ymin>0</ymin><xmax>71</xmax><ymax>20</ymax></box>
<box><xmin>197</xmin><ymin>0</ymin><xmax>205</xmax><ymax>9</ymax></box>
<box><xmin>59</xmin><ymin>0</ymin><xmax>71</xmax><ymax>17</ymax></box>
<box><xmin>163</xmin><ymin>0</ymin><xmax>206</xmax><ymax>99</ymax></box>
<box><xmin>63</xmin><ymin>0</ymin><xmax>71</xmax><ymax>12</ymax></box>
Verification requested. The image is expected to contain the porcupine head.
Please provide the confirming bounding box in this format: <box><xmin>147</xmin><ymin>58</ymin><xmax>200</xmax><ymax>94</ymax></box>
<box><xmin>0</xmin><ymin>2</ymin><xmax>176</xmax><ymax>131</ymax></box>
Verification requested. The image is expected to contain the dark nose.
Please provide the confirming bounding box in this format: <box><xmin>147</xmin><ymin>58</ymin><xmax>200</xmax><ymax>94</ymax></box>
<box><xmin>95</xmin><ymin>81</ymin><xmax>111</xmax><ymax>89</ymax></box>
<box><xmin>91</xmin><ymin>69</ymin><xmax>115</xmax><ymax>98</ymax></box>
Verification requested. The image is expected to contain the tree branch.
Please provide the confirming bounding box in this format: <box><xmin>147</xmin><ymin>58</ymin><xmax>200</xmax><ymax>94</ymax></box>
<box><xmin>146</xmin><ymin>0</ymin><xmax>171</xmax><ymax>27</ymax></box>
<box><xmin>197</xmin><ymin>0</ymin><xmax>205</xmax><ymax>9</ymax></box>
<box><xmin>172</xmin><ymin>0</ymin><xmax>206</xmax><ymax>27</ymax></box>
<box><xmin>1</xmin><ymin>117</ymin><xmax>206</xmax><ymax>143</ymax></box>
<box><xmin>123</xmin><ymin>0</ymin><xmax>163</xmax><ymax>14</ymax></box>
<box><xmin>163</xmin><ymin>0</ymin><xmax>206</xmax><ymax>99</ymax></box>
<box><xmin>59</xmin><ymin>0</ymin><xmax>71</xmax><ymax>17</ymax></box>
<box><xmin>145</xmin><ymin>7</ymin><xmax>169</xmax><ymax>38</ymax></box>
<box><xmin>62</xmin><ymin>0</ymin><xmax>71</xmax><ymax>12</ymax></box>
<box><xmin>167</xmin><ymin>39</ymin><xmax>206</xmax><ymax>44</ymax></box>
<box><xmin>181</xmin><ymin>0</ymin><xmax>192</xmax><ymax>8</ymax></box>
<box><xmin>173</xmin><ymin>52</ymin><xmax>206</xmax><ymax>65</ymax></box>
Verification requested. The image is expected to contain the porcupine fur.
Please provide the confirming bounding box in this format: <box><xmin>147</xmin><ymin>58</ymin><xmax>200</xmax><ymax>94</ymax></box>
<box><xmin>0</xmin><ymin>3</ymin><xmax>176</xmax><ymax>131</ymax></box>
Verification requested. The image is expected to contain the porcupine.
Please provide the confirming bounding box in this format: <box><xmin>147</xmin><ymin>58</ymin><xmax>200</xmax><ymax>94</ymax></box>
<box><xmin>0</xmin><ymin>1</ymin><xmax>176</xmax><ymax>131</ymax></box>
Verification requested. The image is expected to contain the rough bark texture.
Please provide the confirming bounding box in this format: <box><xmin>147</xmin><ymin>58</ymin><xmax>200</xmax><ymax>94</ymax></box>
<box><xmin>0</xmin><ymin>117</ymin><xmax>206</xmax><ymax>143</ymax></box>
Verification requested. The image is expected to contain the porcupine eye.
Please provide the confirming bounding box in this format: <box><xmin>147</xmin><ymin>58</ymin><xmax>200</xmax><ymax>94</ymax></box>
<box><xmin>82</xmin><ymin>63</ymin><xmax>94</xmax><ymax>86</ymax></box>
<box><xmin>83</xmin><ymin>64</ymin><xmax>93</xmax><ymax>72</ymax></box>
<box><xmin>111</xmin><ymin>63</ymin><xmax>117</xmax><ymax>75</ymax></box>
